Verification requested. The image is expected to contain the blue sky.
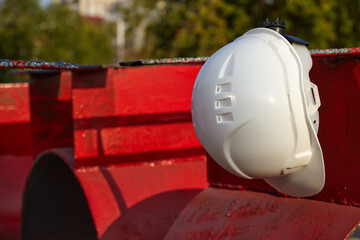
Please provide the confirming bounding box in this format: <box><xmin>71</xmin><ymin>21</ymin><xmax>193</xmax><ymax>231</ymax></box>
<box><xmin>40</xmin><ymin>0</ymin><xmax>52</xmax><ymax>7</ymax></box>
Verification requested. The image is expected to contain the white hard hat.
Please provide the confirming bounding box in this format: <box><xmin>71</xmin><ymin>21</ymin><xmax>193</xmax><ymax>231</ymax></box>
<box><xmin>191</xmin><ymin>27</ymin><xmax>325</xmax><ymax>197</ymax></box>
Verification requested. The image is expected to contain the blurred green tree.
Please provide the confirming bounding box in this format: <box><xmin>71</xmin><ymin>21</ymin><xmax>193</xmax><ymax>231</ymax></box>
<box><xmin>0</xmin><ymin>0</ymin><xmax>115</xmax><ymax>82</ymax></box>
<box><xmin>36</xmin><ymin>4</ymin><xmax>115</xmax><ymax>64</ymax></box>
<box><xmin>0</xmin><ymin>0</ymin><xmax>43</xmax><ymax>60</ymax></box>
<box><xmin>123</xmin><ymin>0</ymin><xmax>360</xmax><ymax>59</ymax></box>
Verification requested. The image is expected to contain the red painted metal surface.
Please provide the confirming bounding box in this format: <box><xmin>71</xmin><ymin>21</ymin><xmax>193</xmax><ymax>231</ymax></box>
<box><xmin>28</xmin><ymin>71</ymin><xmax>74</xmax><ymax>158</ymax></box>
<box><xmin>207</xmin><ymin>53</ymin><xmax>360</xmax><ymax>208</ymax></box>
<box><xmin>2</xmin><ymin>51</ymin><xmax>360</xmax><ymax>239</ymax></box>
<box><xmin>76</xmin><ymin>160</ymin><xmax>207</xmax><ymax>239</ymax></box>
<box><xmin>165</xmin><ymin>187</ymin><xmax>360</xmax><ymax>239</ymax></box>
<box><xmin>0</xmin><ymin>83</ymin><xmax>33</xmax><ymax>239</ymax></box>
<box><xmin>17</xmin><ymin>65</ymin><xmax>208</xmax><ymax>239</ymax></box>
<box><xmin>71</xmin><ymin>66</ymin><xmax>204</xmax><ymax>168</ymax></box>
<box><xmin>0</xmin><ymin>83</ymin><xmax>32</xmax><ymax>156</ymax></box>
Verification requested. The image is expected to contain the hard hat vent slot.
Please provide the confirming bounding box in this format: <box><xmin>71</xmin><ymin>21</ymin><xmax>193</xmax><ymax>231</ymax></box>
<box><xmin>216</xmin><ymin>112</ymin><xmax>234</xmax><ymax>123</ymax></box>
<box><xmin>215</xmin><ymin>83</ymin><xmax>231</xmax><ymax>94</ymax></box>
<box><xmin>215</xmin><ymin>98</ymin><xmax>232</xmax><ymax>109</ymax></box>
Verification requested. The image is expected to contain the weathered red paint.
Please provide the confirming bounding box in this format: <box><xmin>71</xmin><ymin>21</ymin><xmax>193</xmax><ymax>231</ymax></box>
<box><xmin>165</xmin><ymin>187</ymin><xmax>360</xmax><ymax>239</ymax></box>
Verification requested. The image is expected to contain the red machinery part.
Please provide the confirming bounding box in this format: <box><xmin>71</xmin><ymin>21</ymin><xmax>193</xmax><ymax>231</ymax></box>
<box><xmin>2</xmin><ymin>50</ymin><xmax>360</xmax><ymax>239</ymax></box>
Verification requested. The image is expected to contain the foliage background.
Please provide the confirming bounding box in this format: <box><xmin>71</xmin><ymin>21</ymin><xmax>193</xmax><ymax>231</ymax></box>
<box><xmin>1</xmin><ymin>0</ymin><xmax>360</xmax><ymax>81</ymax></box>
<box><xmin>0</xmin><ymin>0</ymin><xmax>115</xmax><ymax>82</ymax></box>
<box><xmin>124</xmin><ymin>0</ymin><xmax>360</xmax><ymax>59</ymax></box>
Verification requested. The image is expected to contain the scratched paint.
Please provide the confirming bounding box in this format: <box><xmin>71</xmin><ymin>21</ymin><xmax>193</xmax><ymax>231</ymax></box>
<box><xmin>165</xmin><ymin>187</ymin><xmax>360</xmax><ymax>239</ymax></box>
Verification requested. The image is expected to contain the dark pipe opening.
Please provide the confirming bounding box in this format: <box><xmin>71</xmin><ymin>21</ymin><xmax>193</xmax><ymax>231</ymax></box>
<box><xmin>21</xmin><ymin>153</ymin><xmax>98</xmax><ymax>240</ymax></box>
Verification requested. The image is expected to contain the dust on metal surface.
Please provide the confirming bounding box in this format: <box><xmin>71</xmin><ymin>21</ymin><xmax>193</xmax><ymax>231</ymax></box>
<box><xmin>2</xmin><ymin>48</ymin><xmax>358</xmax><ymax>71</ymax></box>
<box><xmin>119</xmin><ymin>57</ymin><xmax>208</xmax><ymax>66</ymax></box>
<box><xmin>310</xmin><ymin>47</ymin><xmax>360</xmax><ymax>56</ymax></box>
<box><xmin>0</xmin><ymin>59</ymin><xmax>79</xmax><ymax>70</ymax></box>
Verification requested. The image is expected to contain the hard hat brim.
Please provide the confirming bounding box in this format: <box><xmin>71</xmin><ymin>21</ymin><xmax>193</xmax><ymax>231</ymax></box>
<box><xmin>264</xmin><ymin>127</ymin><xmax>325</xmax><ymax>197</ymax></box>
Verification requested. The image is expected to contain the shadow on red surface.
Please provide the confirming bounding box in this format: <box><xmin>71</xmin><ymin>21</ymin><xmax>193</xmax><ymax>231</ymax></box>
<box><xmin>0</xmin><ymin>123</ymin><xmax>32</xmax><ymax>155</ymax></box>
<box><xmin>21</xmin><ymin>149</ymin><xmax>205</xmax><ymax>240</ymax></box>
<box><xmin>100</xmin><ymin>189</ymin><xmax>203</xmax><ymax>240</ymax></box>
<box><xmin>73</xmin><ymin>112</ymin><xmax>192</xmax><ymax>129</ymax></box>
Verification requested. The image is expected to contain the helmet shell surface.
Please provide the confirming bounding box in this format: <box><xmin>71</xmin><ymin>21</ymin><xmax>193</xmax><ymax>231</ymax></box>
<box><xmin>191</xmin><ymin>28</ymin><xmax>324</xmax><ymax>197</ymax></box>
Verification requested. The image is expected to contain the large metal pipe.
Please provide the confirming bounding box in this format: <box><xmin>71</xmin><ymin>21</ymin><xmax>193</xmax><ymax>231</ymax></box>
<box><xmin>21</xmin><ymin>148</ymin><xmax>97</xmax><ymax>240</ymax></box>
